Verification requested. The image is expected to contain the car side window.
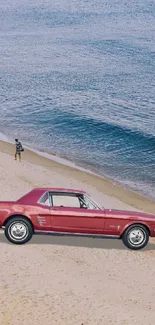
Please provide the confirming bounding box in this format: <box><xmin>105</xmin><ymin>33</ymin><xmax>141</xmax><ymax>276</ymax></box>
<box><xmin>52</xmin><ymin>195</ymin><xmax>81</xmax><ymax>208</ymax></box>
<box><xmin>38</xmin><ymin>192</ymin><xmax>50</xmax><ymax>206</ymax></box>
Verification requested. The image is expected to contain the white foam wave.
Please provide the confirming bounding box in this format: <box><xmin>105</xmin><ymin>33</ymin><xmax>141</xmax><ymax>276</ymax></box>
<box><xmin>0</xmin><ymin>132</ymin><xmax>9</xmax><ymax>141</ymax></box>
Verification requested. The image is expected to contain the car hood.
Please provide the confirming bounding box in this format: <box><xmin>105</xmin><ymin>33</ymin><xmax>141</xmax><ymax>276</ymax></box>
<box><xmin>104</xmin><ymin>208</ymin><xmax>155</xmax><ymax>220</ymax></box>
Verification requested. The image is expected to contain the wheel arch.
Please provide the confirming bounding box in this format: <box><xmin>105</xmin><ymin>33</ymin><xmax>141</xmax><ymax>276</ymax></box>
<box><xmin>2</xmin><ymin>214</ymin><xmax>34</xmax><ymax>231</ymax></box>
<box><xmin>120</xmin><ymin>222</ymin><xmax>151</xmax><ymax>237</ymax></box>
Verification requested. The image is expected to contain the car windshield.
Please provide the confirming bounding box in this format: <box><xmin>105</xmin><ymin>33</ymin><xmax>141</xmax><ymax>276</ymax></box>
<box><xmin>83</xmin><ymin>195</ymin><xmax>101</xmax><ymax>210</ymax></box>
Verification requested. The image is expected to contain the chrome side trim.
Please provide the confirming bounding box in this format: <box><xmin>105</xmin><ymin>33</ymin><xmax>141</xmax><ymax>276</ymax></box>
<box><xmin>37</xmin><ymin>216</ymin><xmax>47</xmax><ymax>225</ymax></box>
<box><xmin>34</xmin><ymin>230</ymin><xmax>120</xmax><ymax>239</ymax></box>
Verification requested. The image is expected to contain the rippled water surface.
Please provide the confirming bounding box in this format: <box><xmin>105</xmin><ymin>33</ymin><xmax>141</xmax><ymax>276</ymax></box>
<box><xmin>0</xmin><ymin>0</ymin><xmax>155</xmax><ymax>199</ymax></box>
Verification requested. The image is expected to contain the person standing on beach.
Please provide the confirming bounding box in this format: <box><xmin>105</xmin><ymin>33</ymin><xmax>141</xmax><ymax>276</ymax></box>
<box><xmin>15</xmin><ymin>139</ymin><xmax>23</xmax><ymax>161</ymax></box>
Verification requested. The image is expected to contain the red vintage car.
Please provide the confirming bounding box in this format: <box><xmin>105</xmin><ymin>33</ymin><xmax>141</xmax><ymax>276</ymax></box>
<box><xmin>0</xmin><ymin>187</ymin><xmax>155</xmax><ymax>250</ymax></box>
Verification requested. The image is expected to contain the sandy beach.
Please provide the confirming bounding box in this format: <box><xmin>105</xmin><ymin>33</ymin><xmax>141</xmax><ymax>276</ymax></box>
<box><xmin>0</xmin><ymin>140</ymin><xmax>155</xmax><ymax>325</ymax></box>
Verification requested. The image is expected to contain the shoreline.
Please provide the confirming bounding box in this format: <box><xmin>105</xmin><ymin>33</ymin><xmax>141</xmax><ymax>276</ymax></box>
<box><xmin>1</xmin><ymin>135</ymin><xmax>154</xmax><ymax>202</ymax></box>
<box><xmin>1</xmin><ymin>138</ymin><xmax>155</xmax><ymax>214</ymax></box>
<box><xmin>0</xmin><ymin>136</ymin><xmax>104</xmax><ymax>176</ymax></box>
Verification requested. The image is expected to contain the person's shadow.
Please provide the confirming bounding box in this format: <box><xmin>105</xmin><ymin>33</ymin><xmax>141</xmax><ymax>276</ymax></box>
<box><xmin>0</xmin><ymin>232</ymin><xmax>155</xmax><ymax>251</ymax></box>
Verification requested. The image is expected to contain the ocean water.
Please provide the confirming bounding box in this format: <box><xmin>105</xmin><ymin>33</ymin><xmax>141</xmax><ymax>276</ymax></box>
<box><xmin>0</xmin><ymin>0</ymin><xmax>155</xmax><ymax>199</ymax></box>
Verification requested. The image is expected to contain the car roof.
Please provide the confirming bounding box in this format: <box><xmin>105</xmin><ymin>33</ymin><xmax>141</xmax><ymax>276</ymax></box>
<box><xmin>34</xmin><ymin>187</ymin><xmax>86</xmax><ymax>194</ymax></box>
<box><xmin>16</xmin><ymin>187</ymin><xmax>87</xmax><ymax>204</ymax></box>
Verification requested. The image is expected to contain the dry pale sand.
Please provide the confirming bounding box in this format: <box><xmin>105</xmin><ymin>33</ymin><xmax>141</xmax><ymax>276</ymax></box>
<box><xmin>0</xmin><ymin>140</ymin><xmax>155</xmax><ymax>325</ymax></box>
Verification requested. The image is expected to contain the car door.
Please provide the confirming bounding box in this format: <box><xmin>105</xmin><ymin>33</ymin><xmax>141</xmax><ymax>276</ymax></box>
<box><xmin>50</xmin><ymin>206</ymin><xmax>106</xmax><ymax>234</ymax></box>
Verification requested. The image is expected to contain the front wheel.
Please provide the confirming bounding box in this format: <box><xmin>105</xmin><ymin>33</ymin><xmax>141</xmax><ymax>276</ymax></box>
<box><xmin>4</xmin><ymin>216</ymin><xmax>33</xmax><ymax>244</ymax></box>
<box><xmin>121</xmin><ymin>224</ymin><xmax>149</xmax><ymax>250</ymax></box>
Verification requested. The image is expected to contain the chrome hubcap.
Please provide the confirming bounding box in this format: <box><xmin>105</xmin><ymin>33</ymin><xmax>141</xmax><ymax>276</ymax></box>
<box><xmin>128</xmin><ymin>228</ymin><xmax>145</xmax><ymax>246</ymax></box>
<box><xmin>9</xmin><ymin>222</ymin><xmax>28</xmax><ymax>240</ymax></box>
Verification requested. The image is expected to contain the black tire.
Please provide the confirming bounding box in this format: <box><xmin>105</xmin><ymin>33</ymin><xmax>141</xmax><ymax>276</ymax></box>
<box><xmin>4</xmin><ymin>216</ymin><xmax>33</xmax><ymax>244</ymax></box>
<box><xmin>122</xmin><ymin>224</ymin><xmax>149</xmax><ymax>250</ymax></box>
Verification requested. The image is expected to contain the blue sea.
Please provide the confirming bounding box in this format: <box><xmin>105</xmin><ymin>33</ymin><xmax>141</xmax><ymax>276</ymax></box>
<box><xmin>0</xmin><ymin>0</ymin><xmax>155</xmax><ymax>200</ymax></box>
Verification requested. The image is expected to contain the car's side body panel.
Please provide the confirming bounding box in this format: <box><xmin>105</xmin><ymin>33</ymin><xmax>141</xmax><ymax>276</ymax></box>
<box><xmin>0</xmin><ymin>202</ymin><xmax>52</xmax><ymax>231</ymax></box>
<box><xmin>50</xmin><ymin>207</ymin><xmax>106</xmax><ymax>234</ymax></box>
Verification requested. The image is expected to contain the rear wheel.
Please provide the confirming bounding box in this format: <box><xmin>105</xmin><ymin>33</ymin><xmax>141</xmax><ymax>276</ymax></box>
<box><xmin>4</xmin><ymin>216</ymin><xmax>33</xmax><ymax>244</ymax></box>
<box><xmin>122</xmin><ymin>224</ymin><xmax>149</xmax><ymax>250</ymax></box>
